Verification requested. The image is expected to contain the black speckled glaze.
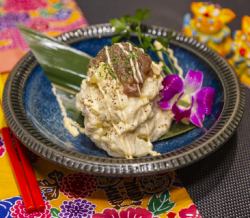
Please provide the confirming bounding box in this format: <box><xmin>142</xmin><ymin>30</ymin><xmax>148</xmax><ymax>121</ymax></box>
<box><xmin>3</xmin><ymin>24</ymin><xmax>245</xmax><ymax>176</ymax></box>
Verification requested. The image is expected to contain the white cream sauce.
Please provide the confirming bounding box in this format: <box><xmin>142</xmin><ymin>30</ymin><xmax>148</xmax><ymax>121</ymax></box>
<box><xmin>117</xmin><ymin>43</ymin><xmax>142</xmax><ymax>93</ymax></box>
<box><xmin>104</xmin><ymin>46</ymin><xmax>114</xmax><ymax>71</ymax></box>
<box><xmin>128</xmin><ymin>43</ymin><xmax>143</xmax><ymax>83</ymax></box>
<box><xmin>119</xmin><ymin>43</ymin><xmax>142</xmax><ymax>82</ymax></box>
<box><xmin>154</xmin><ymin>40</ymin><xmax>183</xmax><ymax>77</ymax></box>
<box><xmin>52</xmin><ymin>86</ymin><xmax>84</xmax><ymax>137</ymax></box>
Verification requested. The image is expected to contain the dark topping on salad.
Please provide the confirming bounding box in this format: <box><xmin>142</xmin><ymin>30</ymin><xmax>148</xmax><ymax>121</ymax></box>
<box><xmin>89</xmin><ymin>42</ymin><xmax>153</xmax><ymax>97</ymax></box>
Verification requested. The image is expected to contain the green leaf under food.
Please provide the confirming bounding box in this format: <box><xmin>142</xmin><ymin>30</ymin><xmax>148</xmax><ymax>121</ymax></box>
<box><xmin>19</xmin><ymin>25</ymin><xmax>91</xmax><ymax>93</ymax></box>
<box><xmin>160</xmin><ymin>122</ymin><xmax>195</xmax><ymax>140</ymax></box>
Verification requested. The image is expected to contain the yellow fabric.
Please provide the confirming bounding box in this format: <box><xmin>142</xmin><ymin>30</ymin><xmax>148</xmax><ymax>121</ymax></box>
<box><xmin>0</xmin><ymin>73</ymin><xmax>8</xmax><ymax>129</ymax></box>
<box><xmin>0</xmin><ymin>1</ymin><xmax>200</xmax><ymax>217</ymax></box>
<box><xmin>0</xmin><ymin>151</ymin><xmax>198</xmax><ymax>217</ymax></box>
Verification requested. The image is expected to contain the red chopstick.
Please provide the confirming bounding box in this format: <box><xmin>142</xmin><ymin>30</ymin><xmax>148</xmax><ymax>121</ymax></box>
<box><xmin>13</xmin><ymin>132</ymin><xmax>45</xmax><ymax>210</ymax></box>
<box><xmin>2</xmin><ymin>127</ymin><xmax>45</xmax><ymax>212</ymax></box>
<box><xmin>2</xmin><ymin>128</ymin><xmax>34</xmax><ymax>211</ymax></box>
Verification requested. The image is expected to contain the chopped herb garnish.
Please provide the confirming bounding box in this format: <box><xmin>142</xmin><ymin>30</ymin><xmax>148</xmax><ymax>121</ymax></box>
<box><xmin>103</xmin><ymin>63</ymin><xmax>117</xmax><ymax>79</ymax></box>
<box><xmin>128</xmin><ymin>51</ymin><xmax>138</xmax><ymax>60</ymax></box>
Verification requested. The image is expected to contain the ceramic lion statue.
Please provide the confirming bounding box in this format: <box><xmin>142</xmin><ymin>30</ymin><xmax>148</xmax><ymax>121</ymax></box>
<box><xmin>229</xmin><ymin>16</ymin><xmax>250</xmax><ymax>86</ymax></box>
<box><xmin>183</xmin><ymin>2</ymin><xmax>235</xmax><ymax>56</ymax></box>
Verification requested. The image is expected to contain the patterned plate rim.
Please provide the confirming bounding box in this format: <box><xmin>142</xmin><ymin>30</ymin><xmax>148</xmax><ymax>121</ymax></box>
<box><xmin>3</xmin><ymin>24</ymin><xmax>245</xmax><ymax>176</ymax></box>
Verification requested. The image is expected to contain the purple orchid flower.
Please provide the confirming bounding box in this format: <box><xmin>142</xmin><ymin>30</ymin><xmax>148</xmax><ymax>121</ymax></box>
<box><xmin>159</xmin><ymin>70</ymin><xmax>215</xmax><ymax>127</ymax></box>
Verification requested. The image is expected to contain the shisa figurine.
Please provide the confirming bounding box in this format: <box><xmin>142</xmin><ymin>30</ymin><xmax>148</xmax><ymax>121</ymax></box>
<box><xmin>183</xmin><ymin>2</ymin><xmax>235</xmax><ymax>56</ymax></box>
<box><xmin>229</xmin><ymin>16</ymin><xmax>250</xmax><ymax>86</ymax></box>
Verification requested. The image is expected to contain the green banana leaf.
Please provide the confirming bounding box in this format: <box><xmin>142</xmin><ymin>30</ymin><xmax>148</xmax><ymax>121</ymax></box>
<box><xmin>19</xmin><ymin>25</ymin><xmax>91</xmax><ymax>93</ymax></box>
<box><xmin>160</xmin><ymin>122</ymin><xmax>195</xmax><ymax>140</ymax></box>
<box><xmin>19</xmin><ymin>26</ymin><xmax>195</xmax><ymax>139</ymax></box>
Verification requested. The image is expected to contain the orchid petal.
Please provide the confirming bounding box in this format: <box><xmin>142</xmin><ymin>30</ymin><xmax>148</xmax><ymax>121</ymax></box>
<box><xmin>196</xmin><ymin>87</ymin><xmax>215</xmax><ymax>115</ymax></box>
<box><xmin>158</xmin><ymin>74</ymin><xmax>184</xmax><ymax>110</ymax></box>
<box><xmin>161</xmin><ymin>74</ymin><xmax>184</xmax><ymax>101</ymax></box>
<box><xmin>184</xmin><ymin>70</ymin><xmax>203</xmax><ymax>94</ymax></box>
<box><xmin>158</xmin><ymin>99</ymin><xmax>171</xmax><ymax>110</ymax></box>
<box><xmin>189</xmin><ymin>87</ymin><xmax>215</xmax><ymax>127</ymax></box>
<box><xmin>190</xmin><ymin>105</ymin><xmax>205</xmax><ymax>127</ymax></box>
<box><xmin>172</xmin><ymin>95</ymin><xmax>193</xmax><ymax>122</ymax></box>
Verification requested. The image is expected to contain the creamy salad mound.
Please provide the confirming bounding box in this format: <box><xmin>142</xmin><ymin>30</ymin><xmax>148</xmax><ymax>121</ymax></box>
<box><xmin>76</xmin><ymin>42</ymin><xmax>173</xmax><ymax>158</ymax></box>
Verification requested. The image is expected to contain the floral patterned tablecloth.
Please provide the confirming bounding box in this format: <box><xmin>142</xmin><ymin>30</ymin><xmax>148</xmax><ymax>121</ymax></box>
<box><xmin>0</xmin><ymin>0</ymin><xmax>201</xmax><ymax>217</ymax></box>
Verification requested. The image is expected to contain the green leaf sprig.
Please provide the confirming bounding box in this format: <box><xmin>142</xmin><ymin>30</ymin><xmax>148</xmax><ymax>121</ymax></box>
<box><xmin>109</xmin><ymin>9</ymin><xmax>176</xmax><ymax>74</ymax></box>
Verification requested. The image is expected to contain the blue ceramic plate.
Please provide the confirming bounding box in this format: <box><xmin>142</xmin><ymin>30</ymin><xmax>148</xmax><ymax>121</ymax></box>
<box><xmin>3</xmin><ymin>24</ymin><xmax>244</xmax><ymax>176</ymax></box>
